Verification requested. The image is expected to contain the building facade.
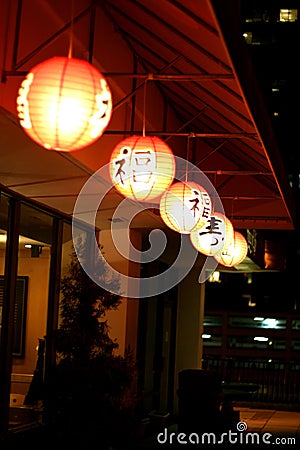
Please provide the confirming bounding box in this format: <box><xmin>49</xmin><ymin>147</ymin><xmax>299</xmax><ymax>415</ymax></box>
<box><xmin>0</xmin><ymin>0</ymin><xmax>297</xmax><ymax>439</ymax></box>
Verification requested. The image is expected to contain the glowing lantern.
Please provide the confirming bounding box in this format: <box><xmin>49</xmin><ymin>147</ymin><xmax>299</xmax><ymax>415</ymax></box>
<box><xmin>109</xmin><ymin>135</ymin><xmax>175</xmax><ymax>201</ymax></box>
<box><xmin>16</xmin><ymin>56</ymin><xmax>112</xmax><ymax>151</ymax></box>
<box><xmin>190</xmin><ymin>212</ymin><xmax>234</xmax><ymax>256</ymax></box>
<box><xmin>159</xmin><ymin>181</ymin><xmax>212</xmax><ymax>234</ymax></box>
<box><xmin>215</xmin><ymin>230</ymin><xmax>248</xmax><ymax>267</ymax></box>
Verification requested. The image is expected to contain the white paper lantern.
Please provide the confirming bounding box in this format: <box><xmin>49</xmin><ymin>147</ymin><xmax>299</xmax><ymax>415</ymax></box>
<box><xmin>190</xmin><ymin>212</ymin><xmax>234</xmax><ymax>256</ymax></box>
<box><xmin>215</xmin><ymin>230</ymin><xmax>248</xmax><ymax>267</ymax></box>
<box><xmin>109</xmin><ymin>135</ymin><xmax>175</xmax><ymax>201</ymax></box>
<box><xmin>159</xmin><ymin>181</ymin><xmax>211</xmax><ymax>234</ymax></box>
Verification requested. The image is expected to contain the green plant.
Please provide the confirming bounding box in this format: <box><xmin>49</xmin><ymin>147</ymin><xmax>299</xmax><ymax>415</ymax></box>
<box><xmin>45</xmin><ymin>239</ymin><xmax>138</xmax><ymax>446</ymax></box>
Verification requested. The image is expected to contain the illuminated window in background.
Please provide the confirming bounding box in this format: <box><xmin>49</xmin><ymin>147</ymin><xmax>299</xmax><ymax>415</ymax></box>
<box><xmin>243</xmin><ymin>31</ymin><xmax>253</xmax><ymax>44</ymax></box>
<box><xmin>254</xmin><ymin>336</ymin><xmax>268</xmax><ymax>342</ymax></box>
<box><xmin>243</xmin><ymin>31</ymin><xmax>263</xmax><ymax>45</ymax></box>
<box><xmin>289</xmin><ymin>173</ymin><xmax>300</xmax><ymax>189</ymax></box>
<box><xmin>227</xmin><ymin>336</ymin><xmax>286</xmax><ymax>350</ymax></box>
<box><xmin>292</xmin><ymin>320</ymin><xmax>300</xmax><ymax>330</ymax></box>
<box><xmin>228</xmin><ymin>316</ymin><xmax>286</xmax><ymax>329</ymax></box>
<box><xmin>208</xmin><ymin>271</ymin><xmax>220</xmax><ymax>283</ymax></box>
<box><xmin>279</xmin><ymin>9</ymin><xmax>298</xmax><ymax>22</ymax></box>
<box><xmin>203</xmin><ymin>315</ymin><xmax>222</xmax><ymax>327</ymax></box>
<box><xmin>244</xmin><ymin>9</ymin><xmax>270</xmax><ymax>23</ymax></box>
<box><xmin>202</xmin><ymin>334</ymin><xmax>222</xmax><ymax>347</ymax></box>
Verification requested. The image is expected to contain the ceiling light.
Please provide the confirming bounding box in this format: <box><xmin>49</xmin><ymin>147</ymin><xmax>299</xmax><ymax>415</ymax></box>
<box><xmin>254</xmin><ymin>336</ymin><xmax>268</xmax><ymax>342</ymax></box>
<box><xmin>262</xmin><ymin>318</ymin><xmax>278</xmax><ymax>328</ymax></box>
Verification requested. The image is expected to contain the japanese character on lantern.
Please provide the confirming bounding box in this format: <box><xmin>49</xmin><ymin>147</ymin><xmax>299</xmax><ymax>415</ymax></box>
<box><xmin>159</xmin><ymin>181</ymin><xmax>212</xmax><ymax>234</ymax></box>
<box><xmin>190</xmin><ymin>212</ymin><xmax>234</xmax><ymax>256</ymax></box>
<box><xmin>110</xmin><ymin>135</ymin><xmax>175</xmax><ymax>202</ymax></box>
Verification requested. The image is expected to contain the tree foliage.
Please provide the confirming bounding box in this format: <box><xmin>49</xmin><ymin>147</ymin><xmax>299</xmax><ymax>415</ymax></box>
<box><xmin>45</xmin><ymin>239</ymin><xmax>138</xmax><ymax>446</ymax></box>
<box><xmin>56</xmin><ymin>241</ymin><xmax>121</xmax><ymax>364</ymax></box>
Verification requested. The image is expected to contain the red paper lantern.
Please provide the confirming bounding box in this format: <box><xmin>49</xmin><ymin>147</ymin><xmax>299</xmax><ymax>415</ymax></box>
<box><xmin>16</xmin><ymin>56</ymin><xmax>112</xmax><ymax>151</ymax></box>
<box><xmin>109</xmin><ymin>135</ymin><xmax>175</xmax><ymax>201</ymax></box>
<box><xmin>190</xmin><ymin>212</ymin><xmax>234</xmax><ymax>255</ymax></box>
<box><xmin>159</xmin><ymin>181</ymin><xmax>212</xmax><ymax>234</ymax></box>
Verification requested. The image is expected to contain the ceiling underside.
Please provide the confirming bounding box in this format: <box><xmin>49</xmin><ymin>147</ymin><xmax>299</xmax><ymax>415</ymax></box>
<box><xmin>0</xmin><ymin>0</ymin><xmax>296</xmax><ymax>233</ymax></box>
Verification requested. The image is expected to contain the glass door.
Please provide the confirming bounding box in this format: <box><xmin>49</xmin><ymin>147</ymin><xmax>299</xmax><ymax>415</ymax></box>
<box><xmin>9</xmin><ymin>203</ymin><xmax>53</xmax><ymax>428</ymax></box>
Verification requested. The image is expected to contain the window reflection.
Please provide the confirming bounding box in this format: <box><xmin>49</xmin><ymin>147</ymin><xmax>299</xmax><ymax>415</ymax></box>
<box><xmin>0</xmin><ymin>193</ymin><xmax>9</xmax><ymax>345</ymax></box>
<box><xmin>10</xmin><ymin>203</ymin><xmax>53</xmax><ymax>428</ymax></box>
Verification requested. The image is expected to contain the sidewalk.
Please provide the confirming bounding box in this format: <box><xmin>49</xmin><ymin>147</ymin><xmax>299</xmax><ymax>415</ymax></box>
<box><xmin>2</xmin><ymin>405</ymin><xmax>300</xmax><ymax>449</ymax></box>
<box><xmin>239</xmin><ymin>406</ymin><xmax>300</xmax><ymax>437</ymax></box>
<box><xmin>134</xmin><ymin>406</ymin><xmax>300</xmax><ymax>448</ymax></box>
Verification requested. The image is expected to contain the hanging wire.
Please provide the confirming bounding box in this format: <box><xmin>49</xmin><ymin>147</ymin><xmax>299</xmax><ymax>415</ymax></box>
<box><xmin>142</xmin><ymin>78</ymin><xmax>147</xmax><ymax>137</ymax></box>
<box><xmin>211</xmin><ymin>171</ymin><xmax>217</xmax><ymax>214</ymax></box>
<box><xmin>185</xmin><ymin>135</ymin><xmax>191</xmax><ymax>183</ymax></box>
<box><xmin>68</xmin><ymin>0</ymin><xmax>74</xmax><ymax>58</ymax></box>
<box><xmin>1</xmin><ymin>0</ymin><xmax>12</xmax><ymax>81</ymax></box>
<box><xmin>231</xmin><ymin>197</ymin><xmax>235</xmax><ymax>223</ymax></box>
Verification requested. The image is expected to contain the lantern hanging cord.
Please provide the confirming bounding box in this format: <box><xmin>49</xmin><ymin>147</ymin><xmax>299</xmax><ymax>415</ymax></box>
<box><xmin>142</xmin><ymin>79</ymin><xmax>147</xmax><ymax>137</ymax></box>
<box><xmin>68</xmin><ymin>0</ymin><xmax>74</xmax><ymax>58</ymax></box>
<box><xmin>212</xmin><ymin>171</ymin><xmax>217</xmax><ymax>214</ymax></box>
<box><xmin>185</xmin><ymin>135</ymin><xmax>191</xmax><ymax>183</ymax></box>
<box><xmin>1</xmin><ymin>0</ymin><xmax>12</xmax><ymax>81</ymax></box>
<box><xmin>231</xmin><ymin>197</ymin><xmax>235</xmax><ymax>222</ymax></box>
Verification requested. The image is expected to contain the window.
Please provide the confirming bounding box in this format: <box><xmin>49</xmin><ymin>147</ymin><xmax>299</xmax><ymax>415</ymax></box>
<box><xmin>228</xmin><ymin>316</ymin><xmax>286</xmax><ymax>329</ymax></box>
<box><xmin>243</xmin><ymin>31</ymin><xmax>253</xmax><ymax>44</ymax></box>
<box><xmin>291</xmin><ymin>340</ymin><xmax>300</xmax><ymax>350</ymax></box>
<box><xmin>227</xmin><ymin>335</ymin><xmax>286</xmax><ymax>350</ymax></box>
<box><xmin>202</xmin><ymin>335</ymin><xmax>222</xmax><ymax>347</ymax></box>
<box><xmin>279</xmin><ymin>9</ymin><xmax>298</xmax><ymax>22</ymax></box>
<box><xmin>292</xmin><ymin>319</ymin><xmax>300</xmax><ymax>330</ymax></box>
<box><xmin>0</xmin><ymin>276</ymin><xmax>28</xmax><ymax>356</ymax></box>
<box><xmin>244</xmin><ymin>8</ymin><xmax>270</xmax><ymax>23</ymax></box>
<box><xmin>203</xmin><ymin>315</ymin><xmax>222</xmax><ymax>327</ymax></box>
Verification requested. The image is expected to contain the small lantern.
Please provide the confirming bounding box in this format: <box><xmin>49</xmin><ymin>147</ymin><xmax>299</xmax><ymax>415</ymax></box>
<box><xmin>159</xmin><ymin>181</ymin><xmax>212</xmax><ymax>234</ymax></box>
<box><xmin>190</xmin><ymin>212</ymin><xmax>234</xmax><ymax>256</ymax></box>
<box><xmin>216</xmin><ymin>230</ymin><xmax>248</xmax><ymax>267</ymax></box>
<box><xmin>109</xmin><ymin>135</ymin><xmax>175</xmax><ymax>201</ymax></box>
<box><xmin>16</xmin><ymin>56</ymin><xmax>113</xmax><ymax>151</ymax></box>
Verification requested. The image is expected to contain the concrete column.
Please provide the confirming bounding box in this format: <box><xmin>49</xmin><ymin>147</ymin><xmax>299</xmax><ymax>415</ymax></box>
<box><xmin>99</xmin><ymin>228</ymin><xmax>141</xmax><ymax>358</ymax></box>
<box><xmin>173</xmin><ymin>267</ymin><xmax>206</xmax><ymax>412</ymax></box>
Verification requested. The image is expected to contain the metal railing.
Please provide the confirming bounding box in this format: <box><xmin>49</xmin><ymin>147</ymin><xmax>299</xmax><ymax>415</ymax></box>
<box><xmin>203</xmin><ymin>357</ymin><xmax>300</xmax><ymax>404</ymax></box>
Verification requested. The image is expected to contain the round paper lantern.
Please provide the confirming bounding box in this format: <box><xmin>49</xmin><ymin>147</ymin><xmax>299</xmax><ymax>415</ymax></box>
<box><xmin>190</xmin><ymin>212</ymin><xmax>234</xmax><ymax>256</ymax></box>
<box><xmin>216</xmin><ymin>230</ymin><xmax>248</xmax><ymax>267</ymax></box>
<box><xmin>16</xmin><ymin>56</ymin><xmax>113</xmax><ymax>151</ymax></box>
<box><xmin>109</xmin><ymin>135</ymin><xmax>175</xmax><ymax>201</ymax></box>
<box><xmin>159</xmin><ymin>181</ymin><xmax>212</xmax><ymax>234</ymax></box>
